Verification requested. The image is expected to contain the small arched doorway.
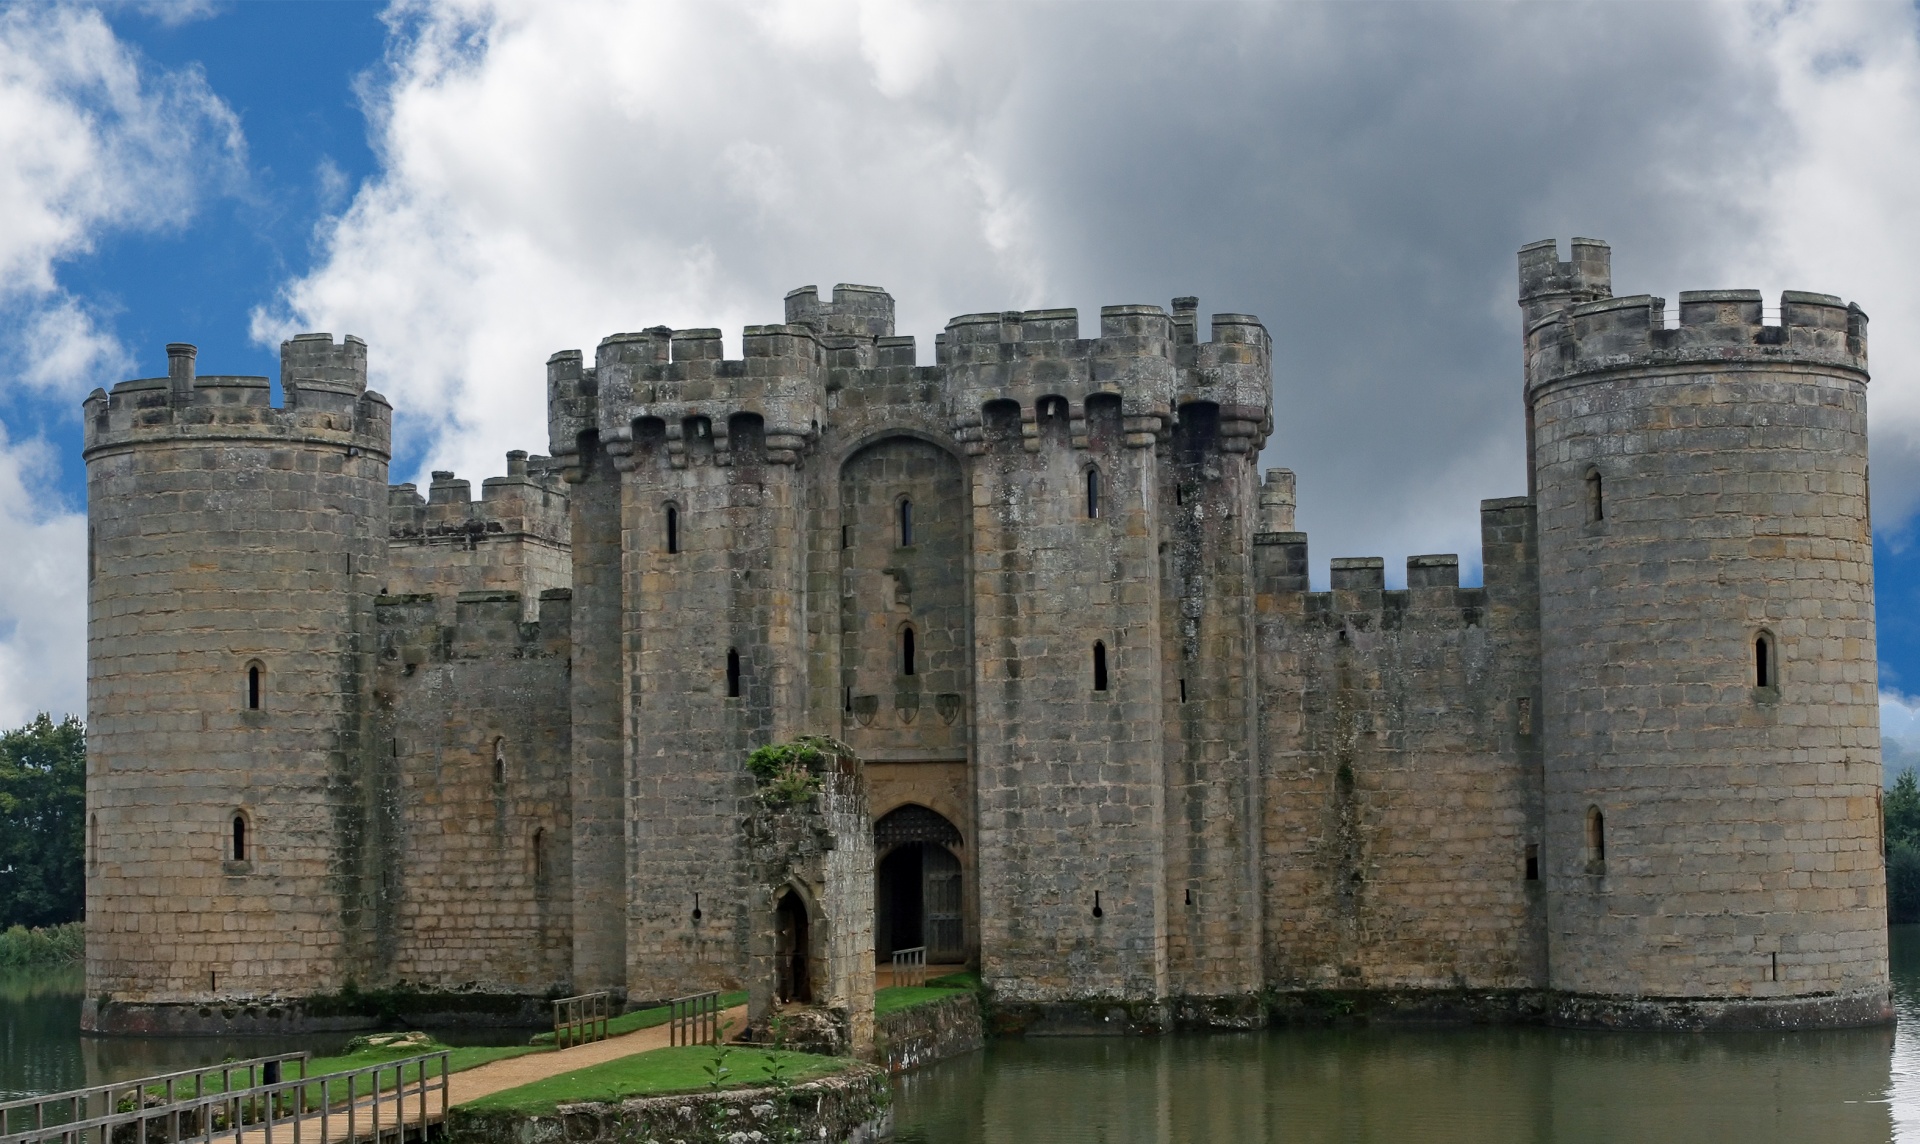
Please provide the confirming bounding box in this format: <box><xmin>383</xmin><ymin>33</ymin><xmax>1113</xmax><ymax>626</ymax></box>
<box><xmin>775</xmin><ymin>889</ymin><xmax>812</xmax><ymax>1003</ymax></box>
<box><xmin>874</xmin><ymin>804</ymin><xmax>965</xmax><ymax>962</ymax></box>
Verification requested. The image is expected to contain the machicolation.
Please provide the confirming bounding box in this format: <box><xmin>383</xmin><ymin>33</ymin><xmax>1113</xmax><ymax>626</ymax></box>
<box><xmin>82</xmin><ymin>238</ymin><xmax>1891</xmax><ymax>1036</ymax></box>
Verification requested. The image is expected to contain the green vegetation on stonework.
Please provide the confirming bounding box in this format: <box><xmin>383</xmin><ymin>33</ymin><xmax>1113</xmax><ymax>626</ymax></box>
<box><xmin>459</xmin><ymin>1046</ymin><xmax>848</xmax><ymax>1113</ymax></box>
<box><xmin>0</xmin><ymin>921</ymin><xmax>84</xmax><ymax>967</ymax></box>
<box><xmin>876</xmin><ymin>970</ymin><xmax>979</xmax><ymax>1018</ymax></box>
<box><xmin>0</xmin><ymin>714</ymin><xmax>85</xmax><ymax>930</ymax></box>
<box><xmin>528</xmin><ymin>991</ymin><xmax>750</xmax><ymax>1046</ymax></box>
<box><xmin>745</xmin><ymin>736</ymin><xmax>847</xmax><ymax>806</ymax></box>
<box><xmin>1887</xmin><ymin>770</ymin><xmax>1920</xmax><ymax>924</ymax></box>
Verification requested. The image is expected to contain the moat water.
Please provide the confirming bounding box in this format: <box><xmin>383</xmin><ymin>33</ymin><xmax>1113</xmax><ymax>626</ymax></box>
<box><xmin>9</xmin><ymin>936</ymin><xmax>1920</xmax><ymax>1141</ymax></box>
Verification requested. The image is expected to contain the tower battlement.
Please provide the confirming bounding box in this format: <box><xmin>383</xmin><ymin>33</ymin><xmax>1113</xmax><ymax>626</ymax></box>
<box><xmin>83</xmin><ymin>336</ymin><xmax>392</xmax><ymax>461</ymax></box>
<box><xmin>1524</xmin><ymin>288</ymin><xmax>1867</xmax><ymax>391</ymax></box>
<box><xmin>548</xmin><ymin>322</ymin><xmax>825</xmax><ymax>472</ymax></box>
<box><xmin>785</xmin><ymin>283</ymin><xmax>895</xmax><ymax>339</ymax></box>
<box><xmin>388</xmin><ymin>450</ymin><xmax>568</xmax><ymax>544</ymax></box>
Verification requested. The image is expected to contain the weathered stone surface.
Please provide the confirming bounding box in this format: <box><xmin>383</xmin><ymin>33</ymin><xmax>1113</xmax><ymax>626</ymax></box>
<box><xmin>86</xmin><ymin>246</ymin><xmax>1890</xmax><ymax>1034</ymax></box>
<box><xmin>442</xmin><ymin>1066</ymin><xmax>891</xmax><ymax>1144</ymax></box>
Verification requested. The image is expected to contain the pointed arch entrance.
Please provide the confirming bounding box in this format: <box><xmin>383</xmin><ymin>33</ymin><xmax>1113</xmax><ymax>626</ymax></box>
<box><xmin>874</xmin><ymin>804</ymin><xmax>965</xmax><ymax>962</ymax></box>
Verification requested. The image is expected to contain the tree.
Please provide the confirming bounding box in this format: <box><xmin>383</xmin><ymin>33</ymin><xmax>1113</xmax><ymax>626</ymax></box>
<box><xmin>0</xmin><ymin>714</ymin><xmax>86</xmax><ymax>928</ymax></box>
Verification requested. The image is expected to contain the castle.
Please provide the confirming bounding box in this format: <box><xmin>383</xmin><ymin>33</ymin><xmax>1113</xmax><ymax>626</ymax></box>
<box><xmin>81</xmin><ymin>239</ymin><xmax>1890</xmax><ymax>1034</ymax></box>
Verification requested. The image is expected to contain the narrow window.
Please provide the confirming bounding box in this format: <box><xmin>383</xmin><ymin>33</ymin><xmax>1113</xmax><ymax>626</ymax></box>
<box><xmin>1585</xmin><ymin>468</ymin><xmax>1604</xmax><ymax>524</ymax></box>
<box><xmin>1586</xmin><ymin>806</ymin><xmax>1606</xmax><ymax>868</ymax></box>
<box><xmin>899</xmin><ymin>499</ymin><xmax>913</xmax><ymax>546</ymax></box>
<box><xmin>232</xmin><ymin>814</ymin><xmax>248</xmax><ymax>862</ymax></box>
<box><xmin>532</xmin><ymin>828</ymin><xmax>545</xmax><ymax>880</ymax></box>
<box><xmin>1093</xmin><ymin>642</ymin><xmax>1109</xmax><ymax>692</ymax></box>
<box><xmin>841</xmin><ymin>524</ymin><xmax>849</xmax><ymax>549</ymax></box>
<box><xmin>88</xmin><ymin>813</ymin><xmax>98</xmax><ymax>872</ymax></box>
<box><xmin>726</xmin><ymin>648</ymin><xmax>741</xmax><ymax>698</ymax></box>
<box><xmin>902</xmin><ymin>627</ymin><xmax>916</xmax><ymax>676</ymax></box>
<box><xmin>247</xmin><ymin>663</ymin><xmax>262</xmax><ymax>710</ymax></box>
<box><xmin>843</xmin><ymin>685</ymin><xmax>852</xmax><ymax>712</ymax></box>
<box><xmin>1525</xmin><ymin>843</ymin><xmax>1539</xmax><ymax>881</ymax></box>
<box><xmin>1755</xmin><ymin>632</ymin><xmax>1775</xmax><ymax>688</ymax></box>
<box><xmin>492</xmin><ymin>737</ymin><xmax>506</xmax><ymax>785</ymax></box>
<box><xmin>1086</xmin><ymin>468</ymin><xmax>1101</xmax><ymax>519</ymax></box>
<box><xmin>1178</xmin><ymin>678</ymin><xmax>1187</xmax><ymax>703</ymax></box>
<box><xmin>665</xmin><ymin>505</ymin><xmax>679</xmax><ymax>554</ymax></box>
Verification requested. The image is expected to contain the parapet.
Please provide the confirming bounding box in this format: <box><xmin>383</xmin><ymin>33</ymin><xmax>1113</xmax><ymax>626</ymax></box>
<box><xmin>375</xmin><ymin>587</ymin><xmax>570</xmax><ymax>670</ymax></box>
<box><xmin>548</xmin><ymin>317</ymin><xmax>825</xmax><ymax>473</ymax></box>
<box><xmin>1517</xmin><ymin>238</ymin><xmax>1612</xmax><ymax>329</ymax></box>
<box><xmin>785</xmin><ymin>284</ymin><xmax>895</xmax><ymax>339</ymax></box>
<box><xmin>83</xmin><ymin>336</ymin><xmax>391</xmax><ymax>461</ymax></box>
<box><xmin>388</xmin><ymin>450</ymin><xmax>570</xmax><ymax>548</ymax></box>
<box><xmin>1524</xmin><ymin>287</ymin><xmax>1868</xmax><ymax>392</ymax></box>
<box><xmin>1258</xmin><ymin>469</ymin><xmax>1296</xmax><ymax>533</ymax></box>
<box><xmin>943</xmin><ymin>298</ymin><xmax>1271</xmax><ymax>454</ymax></box>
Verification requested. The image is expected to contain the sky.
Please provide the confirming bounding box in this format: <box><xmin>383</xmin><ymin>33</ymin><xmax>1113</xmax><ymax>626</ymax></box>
<box><xmin>6</xmin><ymin>0</ymin><xmax>1920</xmax><ymax>762</ymax></box>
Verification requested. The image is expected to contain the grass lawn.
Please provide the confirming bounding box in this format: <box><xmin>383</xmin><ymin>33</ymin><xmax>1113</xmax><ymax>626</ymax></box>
<box><xmin>459</xmin><ymin>1046</ymin><xmax>847</xmax><ymax>1113</ymax></box>
<box><xmin>529</xmin><ymin>991</ymin><xmax>751</xmax><ymax>1045</ymax></box>
<box><xmin>142</xmin><ymin>1040</ymin><xmax>542</xmax><ymax>1104</ymax></box>
<box><xmin>876</xmin><ymin>970</ymin><xmax>980</xmax><ymax>1018</ymax></box>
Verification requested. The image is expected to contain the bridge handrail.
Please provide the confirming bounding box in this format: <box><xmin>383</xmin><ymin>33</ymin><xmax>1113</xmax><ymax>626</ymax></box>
<box><xmin>551</xmin><ymin>990</ymin><xmax>612</xmax><ymax>1049</ymax></box>
<box><xmin>668</xmin><ymin>990</ymin><xmax>720</xmax><ymax>1047</ymax></box>
<box><xmin>0</xmin><ymin>1050</ymin><xmax>449</xmax><ymax>1144</ymax></box>
<box><xmin>0</xmin><ymin>1054</ymin><xmax>311</xmax><ymax>1136</ymax></box>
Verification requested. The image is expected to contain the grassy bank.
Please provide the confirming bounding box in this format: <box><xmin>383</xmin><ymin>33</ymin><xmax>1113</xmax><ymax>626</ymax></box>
<box><xmin>0</xmin><ymin>921</ymin><xmax>82</xmax><ymax>967</ymax></box>
<box><xmin>876</xmin><ymin>970</ymin><xmax>979</xmax><ymax>1018</ymax></box>
<box><xmin>460</xmin><ymin>1045</ymin><xmax>846</xmax><ymax>1113</ymax></box>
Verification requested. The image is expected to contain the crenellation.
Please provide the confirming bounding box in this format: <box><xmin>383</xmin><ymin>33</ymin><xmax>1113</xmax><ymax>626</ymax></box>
<box><xmin>87</xmin><ymin>241</ymin><xmax>1889</xmax><ymax>1035</ymax></box>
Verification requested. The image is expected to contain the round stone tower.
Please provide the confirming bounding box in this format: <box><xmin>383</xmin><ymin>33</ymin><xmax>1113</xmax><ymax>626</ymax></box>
<box><xmin>82</xmin><ymin>335</ymin><xmax>391</xmax><ymax>1032</ymax></box>
<box><xmin>1521</xmin><ymin>238</ymin><xmax>1888</xmax><ymax>1028</ymax></box>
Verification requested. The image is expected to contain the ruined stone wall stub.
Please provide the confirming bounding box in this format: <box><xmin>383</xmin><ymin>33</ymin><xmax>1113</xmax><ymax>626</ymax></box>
<box><xmin>83</xmin><ymin>340</ymin><xmax>391</xmax><ymax>1023</ymax></box>
<box><xmin>373</xmin><ymin>591</ymin><xmax>574</xmax><ymax>993</ymax></box>
<box><xmin>968</xmin><ymin>389</ymin><xmax>1170</xmax><ymax>1005</ymax></box>
<box><xmin>744</xmin><ymin>765</ymin><xmax>876</xmax><ymax>1059</ymax></box>
<box><xmin>1528</xmin><ymin>275</ymin><xmax>1885</xmax><ymax>1019</ymax></box>
<box><xmin>1160</xmin><ymin>404</ymin><xmax>1264</xmax><ymax>1003</ymax></box>
<box><xmin>1255</xmin><ymin>520</ymin><xmax>1543</xmax><ymax>993</ymax></box>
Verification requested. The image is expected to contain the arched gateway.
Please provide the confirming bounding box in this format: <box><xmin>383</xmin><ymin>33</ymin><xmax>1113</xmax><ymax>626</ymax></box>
<box><xmin>874</xmin><ymin>804</ymin><xmax>965</xmax><ymax>963</ymax></box>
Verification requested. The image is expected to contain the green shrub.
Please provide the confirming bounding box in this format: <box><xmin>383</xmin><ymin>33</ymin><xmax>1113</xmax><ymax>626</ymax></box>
<box><xmin>745</xmin><ymin>737</ymin><xmax>847</xmax><ymax>807</ymax></box>
<box><xmin>0</xmin><ymin>921</ymin><xmax>84</xmax><ymax>967</ymax></box>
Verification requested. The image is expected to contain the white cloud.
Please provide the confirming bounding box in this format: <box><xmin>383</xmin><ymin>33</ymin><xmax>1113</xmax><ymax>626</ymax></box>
<box><xmin>0</xmin><ymin>426</ymin><xmax>86</xmax><ymax>727</ymax></box>
<box><xmin>265</xmin><ymin>0</ymin><xmax>1920</xmax><ymax>739</ymax></box>
<box><xmin>255</xmin><ymin>0</ymin><xmax>1037</xmax><ymax>480</ymax></box>
<box><xmin>1730</xmin><ymin>1</ymin><xmax>1920</xmax><ymax>535</ymax></box>
<box><xmin>0</xmin><ymin>3</ymin><xmax>240</xmax><ymax>395</ymax></box>
<box><xmin>0</xmin><ymin>6</ymin><xmax>242</xmax><ymax>722</ymax></box>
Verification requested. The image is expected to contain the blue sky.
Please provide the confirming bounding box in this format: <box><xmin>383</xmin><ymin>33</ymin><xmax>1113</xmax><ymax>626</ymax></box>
<box><xmin>6</xmin><ymin>0</ymin><xmax>1920</xmax><ymax>759</ymax></box>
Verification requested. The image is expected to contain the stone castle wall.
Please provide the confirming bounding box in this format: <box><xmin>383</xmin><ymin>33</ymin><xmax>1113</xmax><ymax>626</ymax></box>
<box><xmin>83</xmin><ymin>338</ymin><xmax>392</xmax><ymax>1022</ymax></box>
<box><xmin>373</xmin><ymin>590</ymin><xmax>574</xmax><ymax>992</ymax></box>
<box><xmin>385</xmin><ymin>451</ymin><xmax>570</xmax><ymax>621</ymax></box>
<box><xmin>1256</xmin><ymin>503</ymin><xmax>1545</xmax><ymax>994</ymax></box>
<box><xmin>1526</xmin><ymin>253</ymin><xmax>1887</xmax><ymax>1025</ymax></box>
<box><xmin>85</xmin><ymin>238</ymin><xmax>1890</xmax><ymax>1033</ymax></box>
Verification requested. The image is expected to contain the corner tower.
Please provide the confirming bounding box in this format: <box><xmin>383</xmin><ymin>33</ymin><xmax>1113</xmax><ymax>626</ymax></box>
<box><xmin>1522</xmin><ymin>240</ymin><xmax>1888</xmax><ymax>1028</ymax></box>
<box><xmin>83</xmin><ymin>337</ymin><xmax>392</xmax><ymax>1031</ymax></box>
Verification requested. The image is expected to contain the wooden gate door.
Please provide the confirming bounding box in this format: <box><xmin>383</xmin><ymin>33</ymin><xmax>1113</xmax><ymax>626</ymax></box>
<box><xmin>922</xmin><ymin>845</ymin><xmax>963</xmax><ymax>961</ymax></box>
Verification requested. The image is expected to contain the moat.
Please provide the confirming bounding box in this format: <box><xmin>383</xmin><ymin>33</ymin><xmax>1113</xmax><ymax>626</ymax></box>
<box><xmin>7</xmin><ymin>930</ymin><xmax>1920</xmax><ymax>1141</ymax></box>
